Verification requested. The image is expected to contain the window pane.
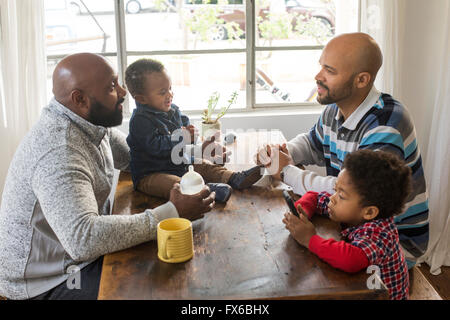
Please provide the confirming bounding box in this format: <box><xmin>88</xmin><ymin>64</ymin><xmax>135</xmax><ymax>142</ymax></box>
<box><xmin>44</xmin><ymin>0</ymin><xmax>119</xmax><ymax>101</ymax></box>
<box><xmin>254</xmin><ymin>0</ymin><xmax>359</xmax><ymax>106</ymax></box>
<box><xmin>126</xmin><ymin>53</ymin><xmax>245</xmax><ymax>112</ymax></box>
<box><xmin>334</xmin><ymin>0</ymin><xmax>359</xmax><ymax>35</ymax></box>
<box><xmin>44</xmin><ymin>0</ymin><xmax>118</xmax><ymax>56</ymax></box>
<box><xmin>125</xmin><ymin>0</ymin><xmax>246</xmax><ymax>51</ymax></box>
<box><xmin>255</xmin><ymin>50</ymin><xmax>321</xmax><ymax>104</ymax></box>
<box><xmin>255</xmin><ymin>0</ymin><xmax>336</xmax><ymax>47</ymax></box>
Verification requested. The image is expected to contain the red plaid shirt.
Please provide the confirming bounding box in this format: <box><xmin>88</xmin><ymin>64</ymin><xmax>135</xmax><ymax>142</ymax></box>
<box><xmin>297</xmin><ymin>191</ymin><xmax>409</xmax><ymax>300</ymax></box>
<box><xmin>340</xmin><ymin>215</ymin><xmax>409</xmax><ymax>300</ymax></box>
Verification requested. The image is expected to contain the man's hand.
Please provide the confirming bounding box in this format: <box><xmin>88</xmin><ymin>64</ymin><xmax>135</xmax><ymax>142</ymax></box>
<box><xmin>282</xmin><ymin>212</ymin><xmax>316</xmax><ymax>247</ymax></box>
<box><xmin>267</xmin><ymin>143</ymin><xmax>294</xmax><ymax>180</ymax></box>
<box><xmin>169</xmin><ymin>183</ymin><xmax>215</xmax><ymax>221</ymax></box>
<box><xmin>201</xmin><ymin>135</ymin><xmax>231</xmax><ymax>165</ymax></box>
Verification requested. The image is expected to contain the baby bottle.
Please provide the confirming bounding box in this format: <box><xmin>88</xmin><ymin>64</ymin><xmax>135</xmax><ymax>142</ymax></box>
<box><xmin>180</xmin><ymin>165</ymin><xmax>205</xmax><ymax>195</ymax></box>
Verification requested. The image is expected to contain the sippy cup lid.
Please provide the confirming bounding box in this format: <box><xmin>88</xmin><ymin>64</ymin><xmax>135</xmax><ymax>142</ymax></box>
<box><xmin>180</xmin><ymin>165</ymin><xmax>205</xmax><ymax>195</ymax></box>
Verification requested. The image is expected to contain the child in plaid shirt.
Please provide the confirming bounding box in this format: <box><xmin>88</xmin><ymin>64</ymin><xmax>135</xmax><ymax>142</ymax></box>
<box><xmin>282</xmin><ymin>149</ymin><xmax>411</xmax><ymax>300</ymax></box>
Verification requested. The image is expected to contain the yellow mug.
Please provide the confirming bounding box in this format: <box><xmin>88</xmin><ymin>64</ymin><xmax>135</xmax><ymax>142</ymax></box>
<box><xmin>157</xmin><ymin>218</ymin><xmax>194</xmax><ymax>263</ymax></box>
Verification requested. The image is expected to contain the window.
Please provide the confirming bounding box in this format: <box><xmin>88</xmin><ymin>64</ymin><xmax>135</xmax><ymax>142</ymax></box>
<box><xmin>44</xmin><ymin>0</ymin><xmax>359</xmax><ymax>114</ymax></box>
<box><xmin>44</xmin><ymin>0</ymin><xmax>119</xmax><ymax>100</ymax></box>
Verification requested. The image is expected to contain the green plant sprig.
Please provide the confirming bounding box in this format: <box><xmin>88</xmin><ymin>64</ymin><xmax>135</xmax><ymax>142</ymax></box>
<box><xmin>202</xmin><ymin>91</ymin><xmax>238</xmax><ymax>124</ymax></box>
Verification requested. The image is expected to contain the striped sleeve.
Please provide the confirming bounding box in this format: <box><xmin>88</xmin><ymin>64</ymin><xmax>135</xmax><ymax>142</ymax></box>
<box><xmin>308</xmin><ymin>112</ymin><xmax>325</xmax><ymax>155</ymax></box>
<box><xmin>287</xmin><ymin>112</ymin><xmax>326</xmax><ymax>166</ymax></box>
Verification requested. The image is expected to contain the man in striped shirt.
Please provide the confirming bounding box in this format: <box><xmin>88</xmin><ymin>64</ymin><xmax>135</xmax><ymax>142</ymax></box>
<box><xmin>258</xmin><ymin>32</ymin><xmax>428</xmax><ymax>268</ymax></box>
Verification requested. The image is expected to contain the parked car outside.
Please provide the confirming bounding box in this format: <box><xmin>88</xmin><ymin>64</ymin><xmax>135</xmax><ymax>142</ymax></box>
<box><xmin>211</xmin><ymin>0</ymin><xmax>335</xmax><ymax>40</ymax></box>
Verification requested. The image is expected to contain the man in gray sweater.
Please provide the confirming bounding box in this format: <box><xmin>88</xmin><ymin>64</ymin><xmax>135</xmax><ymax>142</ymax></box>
<box><xmin>0</xmin><ymin>53</ymin><xmax>215</xmax><ymax>300</ymax></box>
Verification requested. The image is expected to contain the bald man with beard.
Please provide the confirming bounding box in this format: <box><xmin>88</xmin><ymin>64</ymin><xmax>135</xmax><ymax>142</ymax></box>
<box><xmin>0</xmin><ymin>53</ymin><xmax>214</xmax><ymax>300</ymax></box>
<box><xmin>257</xmin><ymin>33</ymin><xmax>429</xmax><ymax>269</ymax></box>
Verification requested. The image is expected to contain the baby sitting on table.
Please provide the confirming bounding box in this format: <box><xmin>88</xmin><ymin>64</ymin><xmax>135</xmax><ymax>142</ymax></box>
<box><xmin>125</xmin><ymin>58</ymin><xmax>262</xmax><ymax>203</ymax></box>
<box><xmin>282</xmin><ymin>149</ymin><xmax>411</xmax><ymax>300</ymax></box>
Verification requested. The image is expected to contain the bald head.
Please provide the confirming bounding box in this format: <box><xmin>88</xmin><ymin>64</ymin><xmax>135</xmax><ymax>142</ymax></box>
<box><xmin>323</xmin><ymin>32</ymin><xmax>383</xmax><ymax>83</ymax></box>
<box><xmin>52</xmin><ymin>53</ymin><xmax>114</xmax><ymax>106</ymax></box>
<box><xmin>52</xmin><ymin>53</ymin><xmax>126</xmax><ymax>127</ymax></box>
<box><xmin>315</xmin><ymin>33</ymin><xmax>384</xmax><ymax>112</ymax></box>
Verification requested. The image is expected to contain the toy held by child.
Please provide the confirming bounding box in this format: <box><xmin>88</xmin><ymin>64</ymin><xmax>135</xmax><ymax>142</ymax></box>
<box><xmin>282</xmin><ymin>149</ymin><xmax>412</xmax><ymax>300</ymax></box>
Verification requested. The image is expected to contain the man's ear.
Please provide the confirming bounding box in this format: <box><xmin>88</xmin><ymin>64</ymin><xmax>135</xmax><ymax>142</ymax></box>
<box><xmin>70</xmin><ymin>89</ymin><xmax>89</xmax><ymax>109</ymax></box>
<box><xmin>355</xmin><ymin>72</ymin><xmax>371</xmax><ymax>89</ymax></box>
<box><xmin>69</xmin><ymin>89</ymin><xmax>90</xmax><ymax>119</ymax></box>
<box><xmin>362</xmin><ymin>206</ymin><xmax>379</xmax><ymax>221</ymax></box>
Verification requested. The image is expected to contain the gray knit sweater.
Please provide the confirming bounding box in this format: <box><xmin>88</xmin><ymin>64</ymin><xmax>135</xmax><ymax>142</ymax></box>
<box><xmin>0</xmin><ymin>98</ymin><xmax>178</xmax><ymax>299</ymax></box>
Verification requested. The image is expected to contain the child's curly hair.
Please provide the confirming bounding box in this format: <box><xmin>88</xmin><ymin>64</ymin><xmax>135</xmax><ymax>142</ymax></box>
<box><xmin>343</xmin><ymin>149</ymin><xmax>412</xmax><ymax>219</ymax></box>
<box><xmin>125</xmin><ymin>58</ymin><xmax>164</xmax><ymax>98</ymax></box>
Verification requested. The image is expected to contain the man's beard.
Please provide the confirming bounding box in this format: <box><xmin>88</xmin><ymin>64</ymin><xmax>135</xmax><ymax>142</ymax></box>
<box><xmin>316</xmin><ymin>75</ymin><xmax>355</xmax><ymax>105</ymax></box>
<box><xmin>89</xmin><ymin>97</ymin><xmax>124</xmax><ymax>128</ymax></box>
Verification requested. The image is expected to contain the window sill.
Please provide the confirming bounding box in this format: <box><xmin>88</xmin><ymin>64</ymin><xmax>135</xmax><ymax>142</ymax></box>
<box><xmin>184</xmin><ymin>105</ymin><xmax>324</xmax><ymax>120</ymax></box>
<box><xmin>121</xmin><ymin>106</ymin><xmax>323</xmax><ymax>123</ymax></box>
<box><xmin>118</xmin><ymin>106</ymin><xmax>323</xmax><ymax>140</ymax></box>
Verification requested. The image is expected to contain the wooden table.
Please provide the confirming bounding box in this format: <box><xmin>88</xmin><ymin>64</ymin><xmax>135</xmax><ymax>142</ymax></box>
<box><xmin>98</xmin><ymin>130</ymin><xmax>388</xmax><ymax>300</ymax></box>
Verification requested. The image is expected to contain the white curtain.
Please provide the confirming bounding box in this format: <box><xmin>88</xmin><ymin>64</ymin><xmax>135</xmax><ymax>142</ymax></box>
<box><xmin>417</xmin><ymin>3</ymin><xmax>450</xmax><ymax>275</ymax></box>
<box><xmin>0</xmin><ymin>0</ymin><xmax>47</xmax><ymax>204</ymax></box>
<box><xmin>360</xmin><ymin>0</ymin><xmax>405</xmax><ymax>97</ymax></box>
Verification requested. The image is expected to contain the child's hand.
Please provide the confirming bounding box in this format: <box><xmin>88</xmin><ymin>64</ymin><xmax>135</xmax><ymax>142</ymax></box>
<box><xmin>181</xmin><ymin>125</ymin><xmax>197</xmax><ymax>144</ymax></box>
<box><xmin>201</xmin><ymin>135</ymin><xmax>231</xmax><ymax>165</ymax></box>
<box><xmin>282</xmin><ymin>211</ymin><xmax>316</xmax><ymax>248</ymax></box>
<box><xmin>186</xmin><ymin>125</ymin><xmax>197</xmax><ymax>143</ymax></box>
<box><xmin>279</xmin><ymin>143</ymin><xmax>289</xmax><ymax>154</ymax></box>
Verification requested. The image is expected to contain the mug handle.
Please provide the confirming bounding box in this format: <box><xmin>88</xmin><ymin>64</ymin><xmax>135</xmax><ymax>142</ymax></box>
<box><xmin>161</xmin><ymin>235</ymin><xmax>172</xmax><ymax>260</ymax></box>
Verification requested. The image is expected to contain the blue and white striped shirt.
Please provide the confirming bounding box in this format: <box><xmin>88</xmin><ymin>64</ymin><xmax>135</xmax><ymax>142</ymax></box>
<box><xmin>284</xmin><ymin>86</ymin><xmax>428</xmax><ymax>266</ymax></box>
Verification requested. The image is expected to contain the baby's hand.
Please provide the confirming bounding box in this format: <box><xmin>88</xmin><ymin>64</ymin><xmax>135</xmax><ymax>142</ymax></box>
<box><xmin>181</xmin><ymin>125</ymin><xmax>197</xmax><ymax>144</ymax></box>
<box><xmin>186</xmin><ymin>124</ymin><xmax>196</xmax><ymax>133</ymax></box>
<box><xmin>282</xmin><ymin>212</ymin><xmax>316</xmax><ymax>248</ymax></box>
<box><xmin>186</xmin><ymin>125</ymin><xmax>197</xmax><ymax>143</ymax></box>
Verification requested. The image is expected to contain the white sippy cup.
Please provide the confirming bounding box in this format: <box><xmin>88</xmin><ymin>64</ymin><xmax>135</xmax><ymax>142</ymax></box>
<box><xmin>180</xmin><ymin>165</ymin><xmax>205</xmax><ymax>195</ymax></box>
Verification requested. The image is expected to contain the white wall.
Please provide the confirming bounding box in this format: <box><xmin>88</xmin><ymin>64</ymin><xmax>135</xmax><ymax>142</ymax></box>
<box><xmin>397</xmin><ymin>0</ymin><xmax>448</xmax><ymax>160</ymax></box>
